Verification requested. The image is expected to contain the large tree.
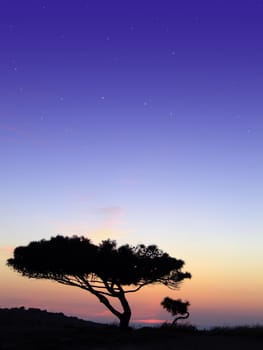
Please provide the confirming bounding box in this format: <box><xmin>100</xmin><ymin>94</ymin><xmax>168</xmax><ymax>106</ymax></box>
<box><xmin>7</xmin><ymin>235</ymin><xmax>191</xmax><ymax>329</ymax></box>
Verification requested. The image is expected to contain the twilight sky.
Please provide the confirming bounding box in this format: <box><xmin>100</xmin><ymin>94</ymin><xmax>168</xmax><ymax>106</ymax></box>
<box><xmin>1</xmin><ymin>0</ymin><xmax>263</xmax><ymax>328</ymax></box>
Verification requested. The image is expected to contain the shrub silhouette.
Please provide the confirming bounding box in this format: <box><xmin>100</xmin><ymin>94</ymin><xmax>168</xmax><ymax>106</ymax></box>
<box><xmin>161</xmin><ymin>297</ymin><xmax>190</xmax><ymax>326</ymax></box>
<box><xmin>7</xmin><ymin>235</ymin><xmax>191</xmax><ymax>330</ymax></box>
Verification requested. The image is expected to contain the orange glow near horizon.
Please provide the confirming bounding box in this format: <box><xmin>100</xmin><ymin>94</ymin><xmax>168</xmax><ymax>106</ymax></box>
<box><xmin>2</xmin><ymin>244</ymin><xmax>263</xmax><ymax>328</ymax></box>
<box><xmin>135</xmin><ymin>319</ymin><xmax>165</xmax><ymax>324</ymax></box>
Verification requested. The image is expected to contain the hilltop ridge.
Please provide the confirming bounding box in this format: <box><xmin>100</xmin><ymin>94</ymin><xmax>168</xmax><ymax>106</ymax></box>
<box><xmin>0</xmin><ymin>306</ymin><xmax>102</xmax><ymax>329</ymax></box>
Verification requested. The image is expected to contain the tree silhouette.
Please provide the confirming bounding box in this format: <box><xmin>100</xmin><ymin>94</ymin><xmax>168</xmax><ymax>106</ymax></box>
<box><xmin>161</xmin><ymin>297</ymin><xmax>190</xmax><ymax>326</ymax></box>
<box><xmin>7</xmin><ymin>235</ymin><xmax>191</xmax><ymax>330</ymax></box>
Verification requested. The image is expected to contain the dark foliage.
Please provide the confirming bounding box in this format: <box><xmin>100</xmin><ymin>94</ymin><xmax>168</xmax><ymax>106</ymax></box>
<box><xmin>7</xmin><ymin>235</ymin><xmax>191</xmax><ymax>329</ymax></box>
<box><xmin>161</xmin><ymin>297</ymin><xmax>190</xmax><ymax>325</ymax></box>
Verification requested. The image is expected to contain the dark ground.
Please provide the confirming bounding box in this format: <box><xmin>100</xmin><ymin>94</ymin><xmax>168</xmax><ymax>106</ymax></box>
<box><xmin>0</xmin><ymin>307</ymin><xmax>263</xmax><ymax>349</ymax></box>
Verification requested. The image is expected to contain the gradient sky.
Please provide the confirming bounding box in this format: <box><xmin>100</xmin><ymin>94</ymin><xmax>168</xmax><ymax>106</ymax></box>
<box><xmin>1</xmin><ymin>0</ymin><xmax>263</xmax><ymax>328</ymax></box>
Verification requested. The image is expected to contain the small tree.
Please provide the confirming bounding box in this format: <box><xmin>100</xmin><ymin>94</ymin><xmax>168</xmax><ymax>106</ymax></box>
<box><xmin>7</xmin><ymin>235</ymin><xmax>191</xmax><ymax>330</ymax></box>
<box><xmin>161</xmin><ymin>297</ymin><xmax>190</xmax><ymax>326</ymax></box>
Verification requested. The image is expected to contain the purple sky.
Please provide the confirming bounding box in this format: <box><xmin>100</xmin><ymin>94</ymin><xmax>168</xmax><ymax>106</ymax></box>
<box><xmin>1</xmin><ymin>0</ymin><xmax>263</xmax><ymax>328</ymax></box>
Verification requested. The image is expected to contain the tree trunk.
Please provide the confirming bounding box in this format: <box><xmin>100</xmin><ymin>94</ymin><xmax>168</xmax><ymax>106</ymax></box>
<box><xmin>87</xmin><ymin>282</ymin><xmax>132</xmax><ymax>330</ymax></box>
<box><xmin>118</xmin><ymin>308</ymin><xmax>131</xmax><ymax>330</ymax></box>
<box><xmin>118</xmin><ymin>291</ymin><xmax>132</xmax><ymax>330</ymax></box>
<box><xmin>172</xmin><ymin>312</ymin><xmax>189</xmax><ymax>326</ymax></box>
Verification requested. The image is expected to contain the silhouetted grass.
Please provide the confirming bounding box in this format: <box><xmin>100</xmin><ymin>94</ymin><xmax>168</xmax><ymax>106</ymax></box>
<box><xmin>207</xmin><ymin>325</ymin><xmax>263</xmax><ymax>336</ymax></box>
<box><xmin>1</xmin><ymin>307</ymin><xmax>263</xmax><ymax>349</ymax></box>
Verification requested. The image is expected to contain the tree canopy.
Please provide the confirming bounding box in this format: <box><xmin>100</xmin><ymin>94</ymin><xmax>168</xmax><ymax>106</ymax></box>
<box><xmin>7</xmin><ymin>235</ymin><xmax>191</xmax><ymax>329</ymax></box>
<box><xmin>161</xmin><ymin>297</ymin><xmax>190</xmax><ymax>326</ymax></box>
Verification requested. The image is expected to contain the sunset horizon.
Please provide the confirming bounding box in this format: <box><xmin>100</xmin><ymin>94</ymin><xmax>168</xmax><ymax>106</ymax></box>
<box><xmin>1</xmin><ymin>0</ymin><xmax>263</xmax><ymax>332</ymax></box>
